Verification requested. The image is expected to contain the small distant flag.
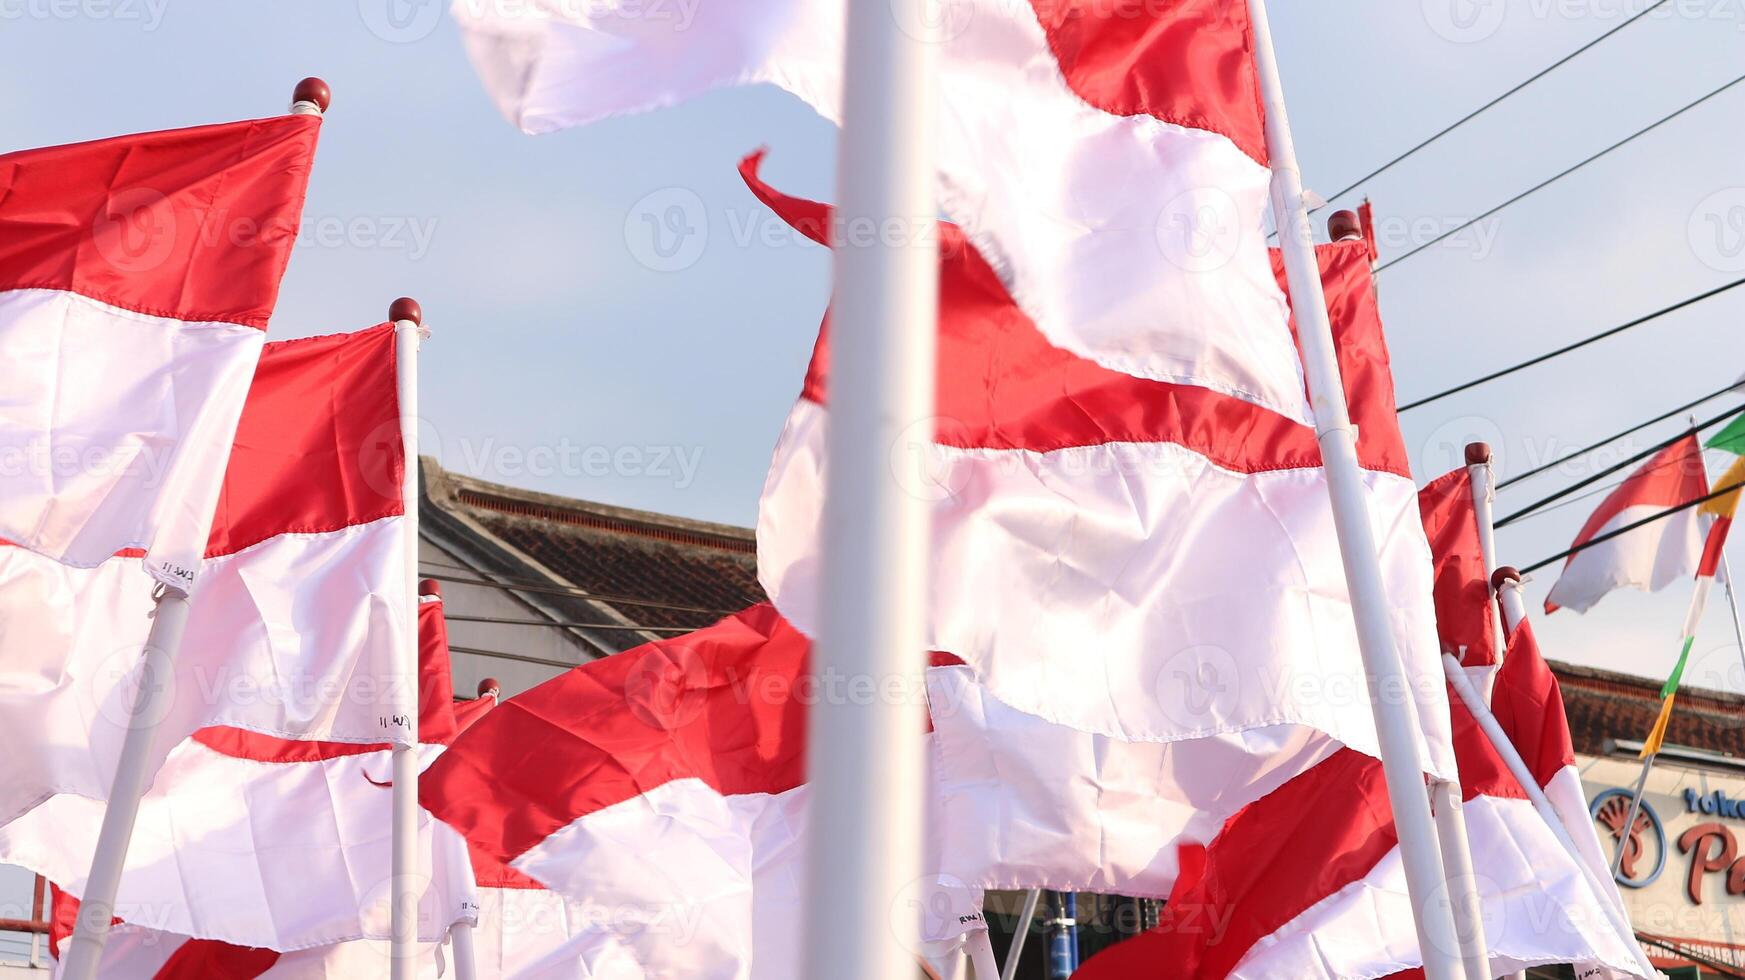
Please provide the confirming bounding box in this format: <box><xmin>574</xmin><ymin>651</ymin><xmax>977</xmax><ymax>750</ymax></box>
<box><xmin>1639</xmin><ymin>426</ymin><xmax>1745</xmax><ymax>757</ymax></box>
<box><xmin>1544</xmin><ymin>433</ymin><xmax>1711</xmax><ymax>614</ymax></box>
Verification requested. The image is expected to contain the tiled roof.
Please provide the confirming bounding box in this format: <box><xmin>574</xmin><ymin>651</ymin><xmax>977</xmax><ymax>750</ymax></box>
<box><xmin>423</xmin><ymin>460</ymin><xmax>764</xmax><ymax>638</ymax></box>
<box><xmin>1552</xmin><ymin>659</ymin><xmax>1745</xmax><ymax>759</ymax></box>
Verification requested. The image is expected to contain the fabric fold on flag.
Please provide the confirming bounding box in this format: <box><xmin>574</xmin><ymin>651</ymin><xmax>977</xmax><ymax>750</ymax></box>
<box><xmin>1073</xmin><ymin>685</ymin><xmax>1648</xmax><ymax>979</ymax></box>
<box><xmin>4</xmin><ymin>591</ymin><xmax>471</xmax><ymax>952</ymax></box>
<box><xmin>1544</xmin><ymin>433</ymin><xmax>1710</xmax><ymax>614</ymax></box>
<box><xmin>0</xmin><ymin>113</ymin><xmax>320</xmax><ymax>583</ymax></box>
<box><xmin>421</xmin><ymin>603</ymin><xmax>984</xmax><ymax>980</ymax></box>
<box><xmin>451</xmin><ymin>0</ymin><xmax>1309</xmax><ymax>419</ymax></box>
<box><xmin>0</xmin><ymin>324</ymin><xmax>418</xmax><ymax>826</ymax></box>
<box><xmin>745</xmin><ymin>153</ymin><xmax>1455</xmax><ymax>783</ymax></box>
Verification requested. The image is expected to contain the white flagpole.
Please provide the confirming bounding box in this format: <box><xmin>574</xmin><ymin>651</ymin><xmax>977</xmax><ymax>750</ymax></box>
<box><xmin>1001</xmin><ymin>889</ymin><xmax>1041</xmax><ymax>980</ymax></box>
<box><xmin>963</xmin><ymin>929</ymin><xmax>1001</xmax><ymax>980</ymax></box>
<box><xmin>798</xmin><ymin>0</ymin><xmax>937</xmax><ymax>973</ymax></box>
<box><xmin>59</xmin><ymin>79</ymin><xmax>332</xmax><ymax>980</ymax></box>
<box><xmin>449</xmin><ymin>920</ymin><xmax>478</xmax><ymax>980</ymax></box>
<box><xmin>1324</xmin><ymin>221</ymin><xmax>1489</xmax><ymax>980</ymax></box>
<box><xmin>1246</xmin><ymin>4</ymin><xmax>1461</xmax><ymax>977</ymax></box>
<box><xmin>1465</xmin><ymin>442</ymin><xmax>1508</xmax><ymax>691</ymax></box>
<box><xmin>390</xmin><ymin>297</ymin><xmax>425</xmax><ymax>979</ymax></box>
<box><xmin>1484</xmin><ymin>571</ymin><xmax>1659</xmax><ymax>978</ymax></box>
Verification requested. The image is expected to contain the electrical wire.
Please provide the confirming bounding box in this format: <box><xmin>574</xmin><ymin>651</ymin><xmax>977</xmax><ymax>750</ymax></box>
<box><xmin>1310</xmin><ymin>0</ymin><xmax>1670</xmax><ymax>213</ymax></box>
<box><xmin>1519</xmin><ymin>477</ymin><xmax>1745</xmax><ymax>575</ymax></box>
<box><xmin>1497</xmin><ymin>380</ymin><xmax>1741</xmax><ymax>488</ymax></box>
<box><xmin>1495</xmin><ymin>405</ymin><xmax>1743</xmax><ymax>527</ymax></box>
<box><xmin>1396</xmin><ymin>275</ymin><xmax>1745</xmax><ymax>411</ymax></box>
<box><xmin>443</xmin><ymin>613</ymin><xmax>696</xmax><ymax>633</ymax></box>
<box><xmin>417</xmin><ymin>570</ymin><xmax>746</xmax><ymax>617</ymax></box>
<box><xmin>443</xmin><ymin>641</ymin><xmax>586</xmax><ymax>669</ymax></box>
<box><xmin>1376</xmin><ymin>71</ymin><xmax>1745</xmax><ymax>273</ymax></box>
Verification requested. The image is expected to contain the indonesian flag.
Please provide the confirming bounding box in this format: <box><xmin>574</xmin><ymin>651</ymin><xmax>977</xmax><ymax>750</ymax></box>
<box><xmin>747</xmin><ymin>154</ymin><xmax>1455</xmax><ymax>780</ymax></box>
<box><xmin>1491</xmin><ymin>616</ymin><xmax>1640</xmax><ymax>946</ymax></box>
<box><xmin>6</xmin><ymin>590</ymin><xmax>473</xmax><ymax>952</ymax></box>
<box><xmin>1544</xmin><ymin>433</ymin><xmax>1710</xmax><ymax>614</ymax></box>
<box><xmin>451</xmin><ymin>0</ymin><xmax>1308</xmax><ymax>419</ymax></box>
<box><xmin>420</xmin><ymin>603</ymin><xmax>986</xmax><ymax>979</ymax></box>
<box><xmin>1072</xmin><ymin>689</ymin><xmax>1650</xmax><ymax>979</ymax></box>
<box><xmin>0</xmin><ymin>111</ymin><xmax>320</xmax><ymax>585</ymax></box>
<box><xmin>0</xmin><ymin>324</ymin><xmax>417</xmax><ymax>826</ymax></box>
<box><xmin>1418</xmin><ymin>467</ymin><xmax>1499</xmax><ymax>668</ymax></box>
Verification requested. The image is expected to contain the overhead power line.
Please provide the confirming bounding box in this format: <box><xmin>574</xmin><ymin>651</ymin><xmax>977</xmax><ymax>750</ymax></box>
<box><xmin>418</xmin><ymin>570</ymin><xmax>743</xmax><ymax>618</ymax></box>
<box><xmin>1377</xmin><ymin>71</ymin><xmax>1745</xmax><ymax>273</ymax></box>
<box><xmin>1494</xmin><ymin>404</ymin><xmax>1744</xmax><ymax>528</ymax></box>
<box><xmin>1497</xmin><ymin>380</ymin><xmax>1742</xmax><ymax>489</ymax></box>
<box><xmin>1312</xmin><ymin>0</ymin><xmax>1669</xmax><ymax>212</ymax></box>
<box><xmin>1396</xmin><ymin>275</ymin><xmax>1745</xmax><ymax>412</ymax></box>
<box><xmin>444</xmin><ymin>613</ymin><xmax>694</xmax><ymax>633</ymax></box>
<box><xmin>1520</xmin><ymin>478</ymin><xmax>1745</xmax><ymax>575</ymax></box>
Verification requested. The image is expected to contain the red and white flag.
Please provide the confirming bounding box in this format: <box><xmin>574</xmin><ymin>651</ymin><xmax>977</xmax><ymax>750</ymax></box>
<box><xmin>0</xmin><ymin>111</ymin><xmax>319</xmax><ymax>584</ymax></box>
<box><xmin>451</xmin><ymin>0</ymin><xmax>1307</xmax><ymax>419</ymax></box>
<box><xmin>7</xmin><ymin>590</ymin><xmax>472</xmax><ymax>952</ymax></box>
<box><xmin>1418</xmin><ymin>467</ymin><xmax>1500</xmax><ymax>669</ymax></box>
<box><xmin>746</xmin><ymin>156</ymin><xmax>1454</xmax><ymax>778</ymax></box>
<box><xmin>1072</xmin><ymin>693</ymin><xmax>1650</xmax><ymax>979</ymax></box>
<box><xmin>1492</xmin><ymin>616</ymin><xmax>1633</xmax><ymax>925</ymax></box>
<box><xmin>1544</xmin><ymin>433</ymin><xmax>1711</xmax><ymax>614</ymax></box>
<box><xmin>421</xmin><ymin>603</ymin><xmax>985</xmax><ymax>980</ymax></box>
<box><xmin>0</xmin><ymin>325</ymin><xmax>417</xmax><ymax>826</ymax></box>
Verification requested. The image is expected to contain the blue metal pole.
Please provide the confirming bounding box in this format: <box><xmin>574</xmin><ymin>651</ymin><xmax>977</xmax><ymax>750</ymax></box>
<box><xmin>1045</xmin><ymin>891</ymin><xmax>1078</xmax><ymax>979</ymax></box>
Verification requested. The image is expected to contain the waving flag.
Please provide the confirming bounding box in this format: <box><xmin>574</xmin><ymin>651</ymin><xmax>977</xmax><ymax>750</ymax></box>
<box><xmin>1073</xmin><ymin>693</ymin><xmax>1649</xmax><ymax>980</ymax></box>
<box><xmin>1544</xmin><ymin>433</ymin><xmax>1710</xmax><ymax>614</ymax></box>
<box><xmin>746</xmin><ymin>155</ymin><xmax>1454</xmax><ymax>785</ymax></box>
<box><xmin>5</xmin><ymin>588</ymin><xmax>471</xmax><ymax>952</ymax></box>
<box><xmin>421</xmin><ymin>604</ymin><xmax>985</xmax><ymax>980</ymax></box>
<box><xmin>1417</xmin><ymin>467</ymin><xmax>1499</xmax><ymax>667</ymax></box>
<box><xmin>451</xmin><ymin>0</ymin><xmax>1307</xmax><ymax>419</ymax></box>
<box><xmin>0</xmin><ymin>111</ymin><xmax>319</xmax><ymax>584</ymax></box>
<box><xmin>0</xmin><ymin>324</ymin><xmax>417</xmax><ymax>827</ymax></box>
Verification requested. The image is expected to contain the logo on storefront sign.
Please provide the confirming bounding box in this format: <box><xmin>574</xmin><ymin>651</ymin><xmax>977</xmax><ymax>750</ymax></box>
<box><xmin>1591</xmin><ymin>788</ymin><xmax>1666</xmax><ymax>889</ymax></box>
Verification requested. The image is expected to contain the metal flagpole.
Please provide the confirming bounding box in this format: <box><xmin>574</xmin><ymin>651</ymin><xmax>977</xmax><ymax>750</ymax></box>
<box><xmin>1001</xmin><ymin>889</ymin><xmax>1041</xmax><ymax>980</ymax></box>
<box><xmin>59</xmin><ymin>79</ymin><xmax>332</xmax><ymax>980</ymax></box>
<box><xmin>390</xmin><ymin>297</ymin><xmax>426</xmax><ymax>979</ymax></box>
<box><xmin>797</xmin><ymin>0</ymin><xmax>937</xmax><ymax>972</ymax></box>
<box><xmin>1246</xmin><ymin>4</ymin><xmax>1461</xmax><ymax>976</ymax></box>
<box><xmin>1465</xmin><ymin>442</ymin><xmax>1509</xmax><ymax>692</ymax></box>
<box><xmin>1720</xmin><ymin>550</ymin><xmax>1745</xmax><ymax>692</ymax></box>
<box><xmin>962</xmin><ymin>929</ymin><xmax>1001</xmax><ymax>979</ymax></box>
<box><xmin>1326</xmin><ymin>220</ymin><xmax>1488</xmax><ymax>980</ymax></box>
<box><xmin>449</xmin><ymin>920</ymin><xmax>478</xmax><ymax>980</ymax></box>
<box><xmin>1486</xmin><ymin>571</ymin><xmax>1658</xmax><ymax>978</ymax></box>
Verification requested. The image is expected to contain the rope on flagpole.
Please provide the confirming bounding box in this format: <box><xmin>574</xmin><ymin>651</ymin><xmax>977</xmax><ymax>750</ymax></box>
<box><xmin>1495</xmin><ymin>405</ymin><xmax>1744</xmax><ymax>528</ymax></box>
<box><xmin>1396</xmin><ymin>275</ymin><xmax>1745</xmax><ymax>412</ymax></box>
<box><xmin>1376</xmin><ymin>71</ymin><xmax>1745</xmax><ymax>273</ymax></box>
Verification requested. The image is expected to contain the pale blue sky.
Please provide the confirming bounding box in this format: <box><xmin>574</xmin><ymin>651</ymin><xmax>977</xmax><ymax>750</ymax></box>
<box><xmin>4</xmin><ymin>0</ymin><xmax>1745</xmax><ymax>692</ymax></box>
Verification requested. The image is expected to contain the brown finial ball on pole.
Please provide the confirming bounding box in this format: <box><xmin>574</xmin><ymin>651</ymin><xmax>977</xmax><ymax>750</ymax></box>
<box><xmin>1490</xmin><ymin>566</ymin><xmax>1522</xmax><ymax>593</ymax></box>
<box><xmin>389</xmin><ymin>297</ymin><xmax>423</xmax><ymax>326</ymax></box>
<box><xmin>1465</xmin><ymin>442</ymin><xmax>1492</xmax><ymax>466</ymax></box>
<box><xmin>291</xmin><ymin>77</ymin><xmax>332</xmax><ymax>113</ymax></box>
<box><xmin>1328</xmin><ymin>210</ymin><xmax>1363</xmax><ymax>242</ymax></box>
<box><xmin>418</xmin><ymin>578</ymin><xmax>442</xmax><ymax>598</ymax></box>
<box><xmin>477</xmin><ymin>678</ymin><xmax>502</xmax><ymax>699</ymax></box>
